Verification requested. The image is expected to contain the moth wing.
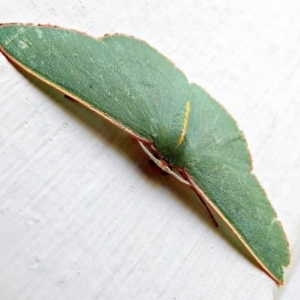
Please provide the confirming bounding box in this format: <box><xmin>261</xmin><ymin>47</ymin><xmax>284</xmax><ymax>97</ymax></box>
<box><xmin>181</xmin><ymin>83</ymin><xmax>290</xmax><ymax>283</ymax></box>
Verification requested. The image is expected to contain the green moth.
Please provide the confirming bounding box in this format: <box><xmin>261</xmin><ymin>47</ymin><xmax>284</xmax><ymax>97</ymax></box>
<box><xmin>0</xmin><ymin>23</ymin><xmax>290</xmax><ymax>284</ymax></box>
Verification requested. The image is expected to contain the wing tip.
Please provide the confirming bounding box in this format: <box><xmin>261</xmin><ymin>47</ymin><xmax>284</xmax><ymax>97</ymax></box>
<box><xmin>185</xmin><ymin>171</ymin><xmax>289</xmax><ymax>285</ymax></box>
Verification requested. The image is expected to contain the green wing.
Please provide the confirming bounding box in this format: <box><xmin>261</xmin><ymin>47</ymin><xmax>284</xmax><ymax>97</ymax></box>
<box><xmin>0</xmin><ymin>24</ymin><xmax>188</xmax><ymax>154</ymax></box>
<box><xmin>0</xmin><ymin>24</ymin><xmax>290</xmax><ymax>284</ymax></box>
<box><xmin>180</xmin><ymin>84</ymin><xmax>290</xmax><ymax>283</ymax></box>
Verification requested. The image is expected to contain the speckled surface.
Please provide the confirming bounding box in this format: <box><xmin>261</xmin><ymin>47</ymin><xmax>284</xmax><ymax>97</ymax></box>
<box><xmin>0</xmin><ymin>1</ymin><xmax>299</xmax><ymax>299</ymax></box>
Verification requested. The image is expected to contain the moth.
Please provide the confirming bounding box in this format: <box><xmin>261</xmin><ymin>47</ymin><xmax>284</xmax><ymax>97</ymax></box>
<box><xmin>0</xmin><ymin>24</ymin><xmax>290</xmax><ymax>284</ymax></box>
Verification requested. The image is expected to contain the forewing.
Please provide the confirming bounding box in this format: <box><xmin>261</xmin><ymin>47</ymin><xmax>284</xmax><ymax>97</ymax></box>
<box><xmin>0</xmin><ymin>24</ymin><xmax>188</xmax><ymax>151</ymax></box>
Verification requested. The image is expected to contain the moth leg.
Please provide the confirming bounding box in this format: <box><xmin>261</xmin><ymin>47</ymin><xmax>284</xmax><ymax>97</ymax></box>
<box><xmin>148</xmin><ymin>159</ymin><xmax>169</xmax><ymax>176</ymax></box>
<box><xmin>179</xmin><ymin>168</ymin><xmax>219</xmax><ymax>227</ymax></box>
<box><xmin>137</xmin><ymin>140</ymin><xmax>190</xmax><ymax>185</ymax></box>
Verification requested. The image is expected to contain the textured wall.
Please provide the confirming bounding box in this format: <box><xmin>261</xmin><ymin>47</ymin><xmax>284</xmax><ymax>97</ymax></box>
<box><xmin>1</xmin><ymin>1</ymin><xmax>300</xmax><ymax>299</ymax></box>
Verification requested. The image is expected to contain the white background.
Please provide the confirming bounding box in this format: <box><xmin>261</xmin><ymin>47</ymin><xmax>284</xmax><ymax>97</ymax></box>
<box><xmin>1</xmin><ymin>1</ymin><xmax>300</xmax><ymax>299</ymax></box>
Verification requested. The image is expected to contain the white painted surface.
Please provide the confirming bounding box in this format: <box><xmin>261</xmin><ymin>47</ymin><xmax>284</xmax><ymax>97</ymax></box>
<box><xmin>1</xmin><ymin>1</ymin><xmax>300</xmax><ymax>299</ymax></box>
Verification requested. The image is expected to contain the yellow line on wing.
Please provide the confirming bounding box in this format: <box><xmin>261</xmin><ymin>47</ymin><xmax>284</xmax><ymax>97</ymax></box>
<box><xmin>177</xmin><ymin>100</ymin><xmax>191</xmax><ymax>146</ymax></box>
